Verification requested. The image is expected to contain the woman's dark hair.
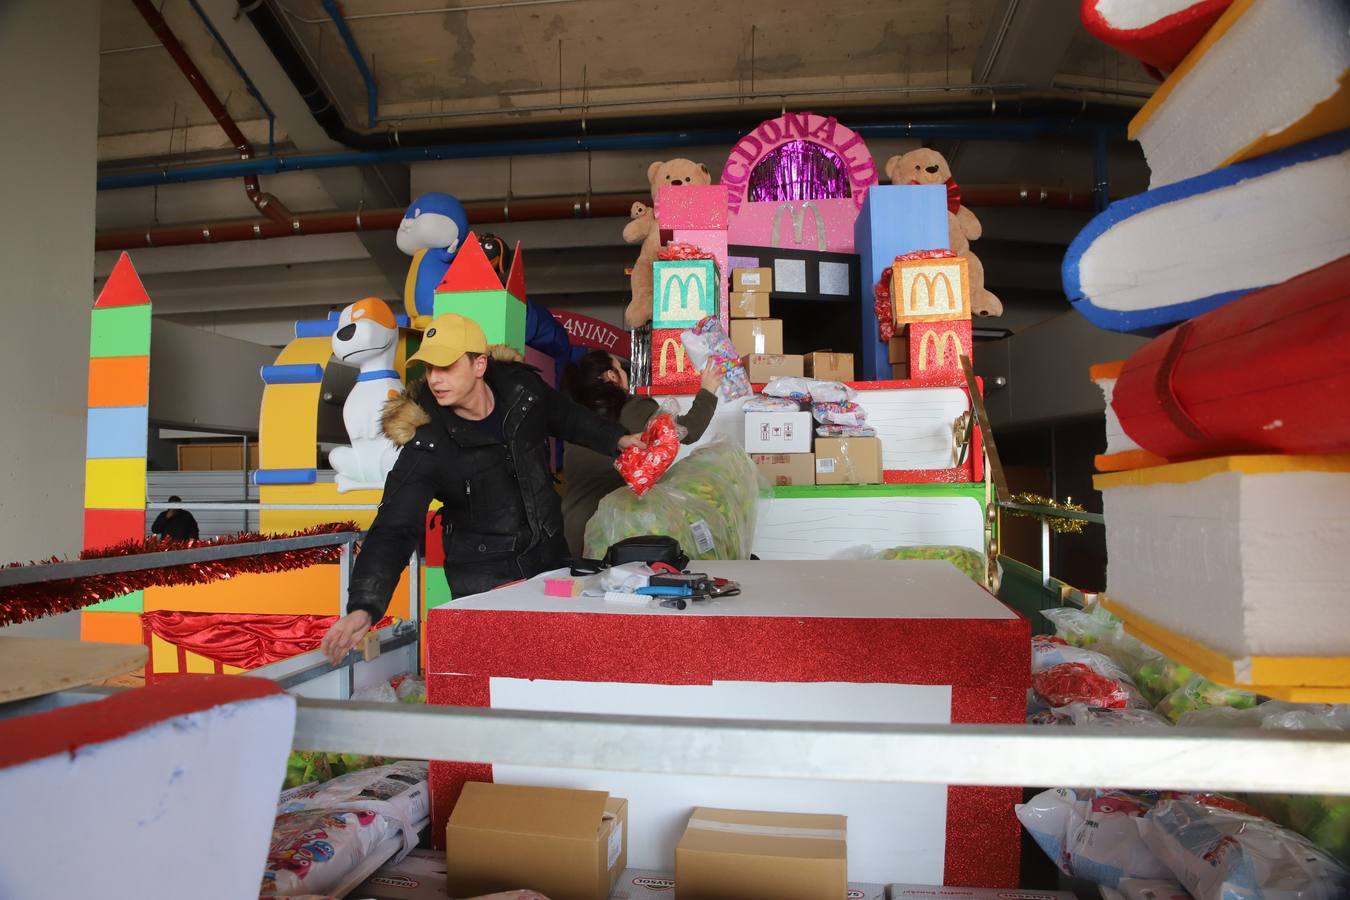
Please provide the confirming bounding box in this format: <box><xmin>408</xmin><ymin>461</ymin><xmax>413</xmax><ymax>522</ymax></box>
<box><xmin>563</xmin><ymin>349</ymin><xmax>628</xmax><ymax>421</ymax></box>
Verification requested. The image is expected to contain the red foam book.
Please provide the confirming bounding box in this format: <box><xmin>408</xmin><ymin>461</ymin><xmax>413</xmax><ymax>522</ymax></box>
<box><xmin>1111</xmin><ymin>255</ymin><xmax>1350</xmax><ymax>460</ymax></box>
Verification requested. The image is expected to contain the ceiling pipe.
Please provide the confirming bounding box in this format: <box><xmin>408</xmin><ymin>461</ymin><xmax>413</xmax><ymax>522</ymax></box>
<box><xmin>130</xmin><ymin>0</ymin><xmax>292</xmax><ymax>223</ymax></box>
<box><xmin>234</xmin><ymin>0</ymin><xmax>1131</xmax><ymax>151</ymax></box>
<box><xmin>94</xmin><ymin>185</ymin><xmax>1095</xmax><ymax>252</ymax></box>
<box><xmin>319</xmin><ymin>0</ymin><xmax>378</xmax><ymax>128</ymax></box>
<box><xmin>98</xmin><ymin>119</ymin><xmax>1123</xmax><ymax>192</ymax></box>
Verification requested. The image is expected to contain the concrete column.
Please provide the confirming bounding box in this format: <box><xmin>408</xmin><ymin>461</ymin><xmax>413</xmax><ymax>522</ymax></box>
<box><xmin>0</xmin><ymin>0</ymin><xmax>100</xmax><ymax>636</ymax></box>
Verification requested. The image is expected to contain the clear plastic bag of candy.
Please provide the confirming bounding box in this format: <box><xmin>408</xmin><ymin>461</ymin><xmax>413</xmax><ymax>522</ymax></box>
<box><xmin>815</xmin><ymin>425</ymin><xmax>877</xmax><ymax>438</ymax></box>
<box><xmin>1155</xmin><ymin>673</ymin><xmax>1260</xmax><ymax>723</ymax></box>
<box><xmin>811</xmin><ymin>400</ymin><xmax>867</xmax><ymax>427</ymax></box>
<box><xmin>872</xmin><ymin>544</ymin><xmax>986</xmax><ymax>583</ymax></box>
<box><xmin>1016</xmin><ymin>788</ymin><xmax>1177</xmax><ymax>888</ymax></box>
<box><xmin>681</xmin><ymin>315</ymin><xmax>752</xmax><ymax>400</ymax></box>
<box><xmin>586</xmin><ymin>439</ymin><xmax>761</xmax><ymax>561</ymax></box>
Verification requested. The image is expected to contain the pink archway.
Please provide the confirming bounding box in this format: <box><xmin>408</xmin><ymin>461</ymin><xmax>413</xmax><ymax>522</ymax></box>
<box><xmin>721</xmin><ymin>113</ymin><xmax>879</xmax><ymax>217</ymax></box>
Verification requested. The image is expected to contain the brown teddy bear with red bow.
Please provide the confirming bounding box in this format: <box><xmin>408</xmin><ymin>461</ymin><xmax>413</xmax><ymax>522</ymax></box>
<box><xmin>884</xmin><ymin>148</ymin><xmax>1003</xmax><ymax>317</ymax></box>
<box><xmin>623</xmin><ymin>158</ymin><xmax>712</xmax><ymax>328</ymax></box>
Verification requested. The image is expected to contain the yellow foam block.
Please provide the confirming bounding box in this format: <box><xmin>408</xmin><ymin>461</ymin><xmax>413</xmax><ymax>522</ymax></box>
<box><xmin>84</xmin><ymin>458</ymin><xmax>146</xmax><ymax>509</ymax></box>
<box><xmin>144</xmin><ymin>564</ymin><xmax>411</xmax><ymax>618</ymax></box>
<box><xmin>258</xmin><ymin>482</ymin><xmax>385</xmax><ymax>533</ymax></box>
<box><xmin>1101</xmin><ymin>595</ymin><xmax>1350</xmax><ymax>702</ymax></box>
<box><xmin>259</xmin><ymin>383</ymin><xmax>322</xmax><ymax>470</ymax></box>
<box><xmin>1094</xmin><ymin>453</ymin><xmax>1350</xmax><ymax>491</ymax></box>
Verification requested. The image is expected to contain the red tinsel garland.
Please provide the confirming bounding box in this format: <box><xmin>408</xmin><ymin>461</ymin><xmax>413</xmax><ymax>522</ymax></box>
<box><xmin>896</xmin><ymin>248</ymin><xmax>958</xmax><ymax>261</ymax></box>
<box><xmin>875</xmin><ymin>267</ymin><xmax>895</xmax><ymax>343</ymax></box>
<box><xmin>0</xmin><ymin>523</ymin><xmax>360</xmax><ymax>627</ymax></box>
<box><xmin>656</xmin><ymin>242</ymin><xmax>715</xmax><ymax>261</ymax></box>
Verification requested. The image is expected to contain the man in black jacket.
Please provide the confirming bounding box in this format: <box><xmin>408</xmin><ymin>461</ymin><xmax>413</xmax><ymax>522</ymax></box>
<box><xmin>320</xmin><ymin>313</ymin><xmax>645</xmax><ymax>664</ymax></box>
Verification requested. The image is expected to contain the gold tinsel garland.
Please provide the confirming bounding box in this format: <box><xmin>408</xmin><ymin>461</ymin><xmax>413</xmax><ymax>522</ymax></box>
<box><xmin>1006</xmin><ymin>492</ymin><xmax>1087</xmax><ymax>534</ymax></box>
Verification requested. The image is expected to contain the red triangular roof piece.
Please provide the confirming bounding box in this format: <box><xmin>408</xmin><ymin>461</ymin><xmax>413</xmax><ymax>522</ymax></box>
<box><xmin>94</xmin><ymin>252</ymin><xmax>151</xmax><ymax>309</ymax></box>
<box><xmin>435</xmin><ymin>232</ymin><xmax>504</xmax><ymax>293</ymax></box>
<box><xmin>505</xmin><ymin>240</ymin><xmax>526</xmax><ymax>302</ymax></box>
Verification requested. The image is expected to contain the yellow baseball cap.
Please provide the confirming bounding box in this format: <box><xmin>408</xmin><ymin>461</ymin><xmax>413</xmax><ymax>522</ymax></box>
<box><xmin>407</xmin><ymin>313</ymin><xmax>488</xmax><ymax>368</ymax></box>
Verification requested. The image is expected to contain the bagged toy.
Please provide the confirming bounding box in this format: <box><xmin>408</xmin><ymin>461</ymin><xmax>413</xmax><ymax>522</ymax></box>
<box><xmin>393</xmin><ymin>674</ymin><xmax>426</xmax><ymax>704</ymax></box>
<box><xmin>682</xmin><ymin>316</ymin><xmax>751</xmax><ymax>400</ymax></box>
<box><xmin>1133</xmin><ymin>655</ymin><xmax>1195</xmax><ymax>708</ymax></box>
<box><xmin>586</xmin><ymin>439</ymin><xmax>760</xmax><ymax>561</ymax></box>
<box><xmin>1140</xmin><ymin>798</ymin><xmax>1350</xmax><ymax>900</ymax></box>
<box><xmin>816</xmin><ymin>424</ymin><xmax>877</xmax><ymax>438</ymax></box>
<box><xmin>811</xmin><ymin>400</ymin><xmax>867</xmax><ymax>427</ymax></box>
<box><xmin>1156</xmin><ymin>673</ymin><xmax>1260</xmax><ymax>723</ymax></box>
<box><xmin>1032</xmin><ymin>662</ymin><xmax>1146</xmax><ymax>710</ymax></box>
<box><xmin>278</xmin><ymin>761</ymin><xmax>429</xmax><ymax>832</ymax></box>
<box><xmin>743</xmin><ymin>395</ymin><xmax>801</xmax><ymax>412</ymax></box>
<box><xmin>261</xmin><ymin>809</ymin><xmax>393</xmax><ymax>897</ymax></box>
<box><xmin>1032</xmin><ymin>637</ymin><xmax>1134</xmax><ymax>677</ymax></box>
<box><xmin>1017</xmin><ymin>788</ymin><xmax>1176</xmax><ymax>887</ymax></box>
<box><xmin>615</xmin><ymin>412</ymin><xmax>681</xmax><ymax>497</ymax></box>
<box><xmin>283</xmin><ymin>751</ymin><xmax>393</xmax><ymax>789</ymax></box>
<box><xmin>762</xmin><ymin>377</ymin><xmax>856</xmax><ymax>403</ymax></box>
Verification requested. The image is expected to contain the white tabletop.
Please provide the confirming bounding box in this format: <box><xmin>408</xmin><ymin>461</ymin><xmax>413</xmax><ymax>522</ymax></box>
<box><xmin>440</xmin><ymin>560</ymin><xmax>1015</xmax><ymax>621</ymax></box>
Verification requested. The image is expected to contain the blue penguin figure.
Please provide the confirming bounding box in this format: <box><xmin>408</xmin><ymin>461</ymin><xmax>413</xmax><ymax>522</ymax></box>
<box><xmin>396</xmin><ymin>192</ymin><xmax>470</xmax><ymax>321</ymax></box>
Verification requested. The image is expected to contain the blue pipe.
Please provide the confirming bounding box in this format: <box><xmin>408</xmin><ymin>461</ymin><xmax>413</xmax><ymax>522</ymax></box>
<box><xmin>186</xmin><ymin>0</ymin><xmax>276</xmax><ymax>156</ymax></box>
<box><xmin>98</xmin><ymin>119</ymin><xmax>1119</xmax><ymax>191</ymax></box>
<box><xmin>321</xmin><ymin>0</ymin><xmax>378</xmax><ymax>129</ymax></box>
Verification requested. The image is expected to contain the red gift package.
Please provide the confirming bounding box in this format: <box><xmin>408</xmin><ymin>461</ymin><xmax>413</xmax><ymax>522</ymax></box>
<box><xmin>615</xmin><ymin>413</ymin><xmax>680</xmax><ymax>497</ymax></box>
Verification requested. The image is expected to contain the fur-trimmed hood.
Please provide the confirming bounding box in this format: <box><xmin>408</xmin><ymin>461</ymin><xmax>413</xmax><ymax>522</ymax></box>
<box><xmin>381</xmin><ymin>379</ymin><xmax>432</xmax><ymax>447</ymax></box>
<box><xmin>380</xmin><ymin>346</ymin><xmax>531</xmax><ymax>447</ymax></box>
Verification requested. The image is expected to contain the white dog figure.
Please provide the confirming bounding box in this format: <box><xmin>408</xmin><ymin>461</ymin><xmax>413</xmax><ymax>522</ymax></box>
<box><xmin>329</xmin><ymin>298</ymin><xmax>403</xmax><ymax>493</ymax></box>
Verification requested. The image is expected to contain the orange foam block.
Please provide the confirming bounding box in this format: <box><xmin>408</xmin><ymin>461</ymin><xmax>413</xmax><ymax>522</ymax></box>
<box><xmin>87</xmin><ymin>356</ymin><xmax>150</xmax><ymax>408</ymax></box>
<box><xmin>80</xmin><ymin>610</ymin><xmax>144</xmax><ymax>645</ymax></box>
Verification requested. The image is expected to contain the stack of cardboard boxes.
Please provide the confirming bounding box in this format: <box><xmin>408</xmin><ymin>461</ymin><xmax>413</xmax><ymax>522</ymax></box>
<box><xmin>433</xmin><ymin>782</ymin><xmax>874</xmax><ymax>900</ymax></box>
<box><xmin>728</xmin><ymin>267</ymin><xmax>799</xmax><ymax>382</ymax></box>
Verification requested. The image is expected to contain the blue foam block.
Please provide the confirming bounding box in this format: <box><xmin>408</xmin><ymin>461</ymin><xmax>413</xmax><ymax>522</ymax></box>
<box><xmin>85</xmin><ymin>406</ymin><xmax>148</xmax><ymax>460</ymax></box>
<box><xmin>260</xmin><ymin>363</ymin><xmax>325</xmax><ymax>385</ymax></box>
<box><xmin>252</xmin><ymin>468</ymin><xmax>318</xmax><ymax>485</ymax></box>
<box><xmin>854</xmin><ymin>184</ymin><xmax>950</xmax><ymax>379</ymax></box>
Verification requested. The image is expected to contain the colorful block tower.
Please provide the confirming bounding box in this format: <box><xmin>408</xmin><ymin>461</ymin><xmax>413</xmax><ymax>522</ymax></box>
<box><xmin>432</xmin><ymin>231</ymin><xmax>527</xmax><ymax>353</ymax></box>
<box><xmin>81</xmin><ymin>252</ymin><xmax>152</xmax><ymax>637</ymax></box>
<box><xmin>853</xmin><ymin>184</ymin><xmax>951</xmax><ymax>380</ymax></box>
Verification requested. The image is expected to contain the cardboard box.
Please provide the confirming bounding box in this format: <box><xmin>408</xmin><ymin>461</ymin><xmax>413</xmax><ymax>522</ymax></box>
<box><xmin>744</xmin><ymin>411</ymin><xmax>813</xmax><ymax>453</ymax></box>
<box><xmin>814</xmin><ymin>437</ymin><xmax>883</xmax><ymax>485</ymax></box>
<box><xmin>609</xmin><ymin>869</ymin><xmax>883</xmax><ymax>900</ymax></box>
<box><xmin>730</xmin><ymin>319</ymin><xmax>783</xmax><ymax>357</ymax></box>
<box><xmin>752</xmin><ymin>453</ymin><xmax>816</xmax><ymax>487</ymax></box>
<box><xmin>446</xmin><ymin>782</ymin><xmax>627</xmax><ymax>900</ymax></box>
<box><xmin>650</xmin><ymin>327</ymin><xmax>700</xmax><ymax>391</ymax></box>
<box><xmin>675</xmin><ymin>807</ymin><xmax>847</xmax><ymax>900</ymax></box>
<box><xmin>887</xmin><ymin>887</ymin><xmax>1076</xmax><ymax>900</ymax></box>
<box><xmin>655</xmin><ymin>184</ymin><xmax>727</xmax><ymax>230</ymax></box>
<box><xmin>891</xmin><ymin>255</ymin><xmax>970</xmax><ymax>325</ymax></box>
<box><xmin>745</xmin><ymin>354</ymin><xmax>804</xmax><ymax>382</ymax></box>
<box><xmin>732</xmin><ymin>267</ymin><xmax>773</xmax><ymax>293</ymax></box>
<box><xmin>727</xmin><ymin>290</ymin><xmax>770</xmax><ymax>319</ymax></box>
<box><xmin>352</xmin><ymin>848</ymin><xmax>449</xmax><ymax>899</ymax></box>
<box><xmin>891</xmin><ymin>360</ymin><xmax>910</xmax><ymax>380</ymax></box>
<box><xmin>909</xmin><ymin>319</ymin><xmax>973</xmax><ymax>384</ymax></box>
<box><xmin>887</xmin><ymin>334</ymin><xmax>909</xmax><ymax>364</ymax></box>
<box><xmin>804</xmin><ymin>351</ymin><xmax>854</xmax><ymax>382</ymax></box>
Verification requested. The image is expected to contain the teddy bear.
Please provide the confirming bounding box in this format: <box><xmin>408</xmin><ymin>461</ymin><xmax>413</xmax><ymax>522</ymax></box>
<box><xmin>884</xmin><ymin>148</ymin><xmax>1003</xmax><ymax>318</ymax></box>
<box><xmin>622</xmin><ymin>158</ymin><xmax>712</xmax><ymax>328</ymax></box>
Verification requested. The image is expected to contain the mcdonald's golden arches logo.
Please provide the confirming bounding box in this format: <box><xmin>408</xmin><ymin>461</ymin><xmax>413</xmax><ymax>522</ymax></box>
<box><xmin>893</xmin><ymin>257</ymin><xmax>970</xmax><ymax>325</ymax></box>
<box><xmin>654</xmin><ymin>261</ymin><xmax>717</xmax><ymax>328</ymax></box>
<box><xmin>917</xmin><ymin>328</ymin><xmax>963</xmax><ymax>372</ymax></box>
<box><xmin>657</xmin><ymin>336</ymin><xmax>689</xmax><ymax>378</ymax></box>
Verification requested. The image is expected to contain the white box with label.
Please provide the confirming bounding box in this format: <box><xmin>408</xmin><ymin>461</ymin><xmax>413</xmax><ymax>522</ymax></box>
<box><xmin>743</xmin><ymin>411</ymin><xmax>813</xmax><ymax>453</ymax></box>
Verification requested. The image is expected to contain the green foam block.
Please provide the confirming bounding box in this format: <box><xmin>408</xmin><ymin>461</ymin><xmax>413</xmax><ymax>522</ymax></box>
<box><xmin>87</xmin><ymin>590</ymin><xmax>144</xmax><ymax>613</ymax></box>
<box><xmin>424</xmin><ymin>572</ymin><xmax>453</xmax><ymax>610</ymax></box>
<box><xmin>89</xmin><ymin>305</ymin><xmax>152</xmax><ymax>358</ymax></box>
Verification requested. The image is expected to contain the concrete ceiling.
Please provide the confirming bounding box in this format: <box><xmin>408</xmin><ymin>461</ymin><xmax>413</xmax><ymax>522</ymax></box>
<box><xmin>93</xmin><ymin>0</ymin><xmax>1157</xmax><ymax>347</ymax></box>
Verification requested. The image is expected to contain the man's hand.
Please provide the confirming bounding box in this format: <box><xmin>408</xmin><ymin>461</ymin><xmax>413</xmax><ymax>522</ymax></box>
<box><xmin>320</xmin><ymin>609</ymin><xmax>372</xmax><ymax>666</ymax></box>
<box><xmin>618</xmin><ymin>433</ymin><xmax>648</xmax><ymax>451</ymax></box>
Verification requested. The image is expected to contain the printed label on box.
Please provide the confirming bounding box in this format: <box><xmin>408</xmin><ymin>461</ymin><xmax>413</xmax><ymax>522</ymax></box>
<box><xmin>742</xmin><ymin>272</ymin><xmax>762</xmax><ymax>286</ymax></box>
<box><xmin>816</xmin><ymin>458</ymin><xmax>836</xmax><ymax>473</ymax></box>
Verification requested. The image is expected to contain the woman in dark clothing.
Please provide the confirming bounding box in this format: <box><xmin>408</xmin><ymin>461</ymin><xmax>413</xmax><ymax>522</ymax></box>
<box><xmin>560</xmin><ymin>349</ymin><xmax>722</xmax><ymax>557</ymax></box>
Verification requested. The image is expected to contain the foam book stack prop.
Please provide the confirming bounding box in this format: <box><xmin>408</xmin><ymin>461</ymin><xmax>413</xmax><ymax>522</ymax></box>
<box><xmin>1062</xmin><ymin>131</ymin><xmax>1350</xmax><ymax>334</ymax></box>
<box><xmin>1127</xmin><ymin>0</ymin><xmax>1350</xmax><ymax>189</ymax></box>
<box><xmin>1080</xmin><ymin>0</ymin><xmax>1236</xmax><ymax>73</ymax></box>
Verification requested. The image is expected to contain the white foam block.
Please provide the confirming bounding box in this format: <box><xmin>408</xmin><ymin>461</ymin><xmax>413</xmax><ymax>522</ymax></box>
<box><xmin>1102</xmin><ymin>467</ymin><xmax>1350</xmax><ymax>657</ymax></box>
<box><xmin>1095</xmin><ymin>376</ymin><xmax>1142</xmax><ymax>456</ymax></box>
<box><xmin>753</xmin><ymin>495</ymin><xmax>985</xmax><ymax>559</ymax></box>
<box><xmin>0</xmin><ymin>687</ymin><xmax>296</xmax><ymax>899</ymax></box>
<box><xmin>1136</xmin><ymin>0</ymin><xmax>1350</xmax><ymax>188</ymax></box>
<box><xmin>1094</xmin><ymin>0</ymin><xmax>1205</xmax><ymax>32</ymax></box>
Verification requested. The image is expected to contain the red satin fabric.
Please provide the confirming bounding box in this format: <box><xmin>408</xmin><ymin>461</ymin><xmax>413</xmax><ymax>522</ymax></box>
<box><xmin>141</xmin><ymin>610</ymin><xmax>393</xmax><ymax>669</ymax></box>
